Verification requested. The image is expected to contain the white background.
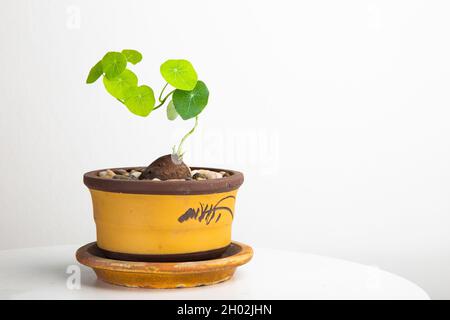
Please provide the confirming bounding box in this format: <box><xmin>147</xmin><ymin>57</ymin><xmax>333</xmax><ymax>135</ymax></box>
<box><xmin>1</xmin><ymin>0</ymin><xmax>449</xmax><ymax>299</ymax></box>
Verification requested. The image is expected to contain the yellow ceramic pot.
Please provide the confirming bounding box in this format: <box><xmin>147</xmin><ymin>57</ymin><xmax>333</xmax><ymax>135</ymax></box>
<box><xmin>84</xmin><ymin>167</ymin><xmax>244</xmax><ymax>262</ymax></box>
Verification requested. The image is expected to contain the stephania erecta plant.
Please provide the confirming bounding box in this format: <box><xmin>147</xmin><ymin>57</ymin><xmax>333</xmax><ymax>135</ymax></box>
<box><xmin>86</xmin><ymin>50</ymin><xmax>210</xmax><ymax>180</ymax></box>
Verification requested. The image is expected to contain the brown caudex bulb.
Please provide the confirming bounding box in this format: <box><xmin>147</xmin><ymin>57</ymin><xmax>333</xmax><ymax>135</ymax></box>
<box><xmin>139</xmin><ymin>154</ymin><xmax>191</xmax><ymax>180</ymax></box>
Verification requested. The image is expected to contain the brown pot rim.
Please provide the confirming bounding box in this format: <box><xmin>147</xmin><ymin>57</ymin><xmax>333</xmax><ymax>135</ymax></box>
<box><xmin>83</xmin><ymin>166</ymin><xmax>244</xmax><ymax>195</ymax></box>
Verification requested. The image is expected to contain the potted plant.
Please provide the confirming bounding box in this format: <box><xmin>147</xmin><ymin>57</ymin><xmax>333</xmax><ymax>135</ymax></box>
<box><xmin>83</xmin><ymin>50</ymin><xmax>244</xmax><ymax>262</ymax></box>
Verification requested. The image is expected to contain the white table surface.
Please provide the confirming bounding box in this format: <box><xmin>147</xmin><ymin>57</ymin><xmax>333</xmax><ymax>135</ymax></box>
<box><xmin>0</xmin><ymin>245</ymin><xmax>429</xmax><ymax>300</ymax></box>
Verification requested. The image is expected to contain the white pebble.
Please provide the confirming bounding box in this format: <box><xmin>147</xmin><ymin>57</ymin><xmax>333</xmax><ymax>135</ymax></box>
<box><xmin>98</xmin><ymin>171</ymin><xmax>108</xmax><ymax>177</ymax></box>
<box><xmin>99</xmin><ymin>169</ymin><xmax>115</xmax><ymax>178</ymax></box>
<box><xmin>106</xmin><ymin>169</ymin><xmax>116</xmax><ymax>177</ymax></box>
<box><xmin>195</xmin><ymin>169</ymin><xmax>223</xmax><ymax>179</ymax></box>
<box><xmin>131</xmin><ymin>171</ymin><xmax>141</xmax><ymax>178</ymax></box>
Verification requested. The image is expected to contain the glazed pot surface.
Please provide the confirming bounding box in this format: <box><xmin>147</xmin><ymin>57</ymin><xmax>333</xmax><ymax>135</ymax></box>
<box><xmin>84</xmin><ymin>167</ymin><xmax>244</xmax><ymax>261</ymax></box>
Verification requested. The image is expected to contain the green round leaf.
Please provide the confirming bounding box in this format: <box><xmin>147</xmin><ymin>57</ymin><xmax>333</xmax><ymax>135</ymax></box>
<box><xmin>172</xmin><ymin>80</ymin><xmax>209</xmax><ymax>120</ymax></box>
<box><xmin>86</xmin><ymin>60</ymin><xmax>103</xmax><ymax>84</ymax></box>
<box><xmin>103</xmin><ymin>69</ymin><xmax>138</xmax><ymax>100</ymax></box>
<box><xmin>102</xmin><ymin>52</ymin><xmax>127</xmax><ymax>79</ymax></box>
<box><xmin>166</xmin><ymin>100</ymin><xmax>178</xmax><ymax>120</ymax></box>
<box><xmin>160</xmin><ymin>59</ymin><xmax>198</xmax><ymax>90</ymax></box>
<box><xmin>123</xmin><ymin>85</ymin><xmax>155</xmax><ymax>117</ymax></box>
<box><xmin>122</xmin><ymin>49</ymin><xmax>142</xmax><ymax>65</ymax></box>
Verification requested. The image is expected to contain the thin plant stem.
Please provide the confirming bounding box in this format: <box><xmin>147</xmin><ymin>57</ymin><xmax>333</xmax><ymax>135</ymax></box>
<box><xmin>153</xmin><ymin>88</ymin><xmax>175</xmax><ymax>110</ymax></box>
<box><xmin>158</xmin><ymin>82</ymin><xmax>169</xmax><ymax>102</ymax></box>
<box><xmin>175</xmin><ymin>116</ymin><xmax>198</xmax><ymax>158</ymax></box>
